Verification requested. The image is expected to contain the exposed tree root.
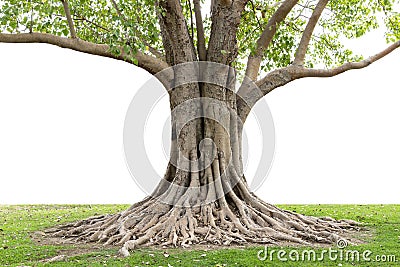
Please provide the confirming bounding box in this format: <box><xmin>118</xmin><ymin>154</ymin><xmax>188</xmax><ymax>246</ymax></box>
<box><xmin>45</xmin><ymin>152</ymin><xmax>360</xmax><ymax>257</ymax></box>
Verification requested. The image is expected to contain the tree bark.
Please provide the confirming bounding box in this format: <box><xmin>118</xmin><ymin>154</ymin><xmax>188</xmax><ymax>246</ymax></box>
<box><xmin>41</xmin><ymin>0</ymin><xmax>365</xmax><ymax>256</ymax></box>
<box><xmin>46</xmin><ymin>70</ymin><xmax>358</xmax><ymax>256</ymax></box>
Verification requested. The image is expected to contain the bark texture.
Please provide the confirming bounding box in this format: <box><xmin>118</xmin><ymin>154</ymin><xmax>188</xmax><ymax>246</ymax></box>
<box><xmin>47</xmin><ymin>67</ymin><xmax>360</xmax><ymax>257</ymax></box>
<box><xmin>47</xmin><ymin>96</ymin><xmax>360</xmax><ymax>255</ymax></box>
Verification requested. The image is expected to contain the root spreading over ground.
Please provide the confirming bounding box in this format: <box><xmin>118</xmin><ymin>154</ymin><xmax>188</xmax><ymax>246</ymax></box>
<box><xmin>45</xmin><ymin>153</ymin><xmax>360</xmax><ymax>256</ymax></box>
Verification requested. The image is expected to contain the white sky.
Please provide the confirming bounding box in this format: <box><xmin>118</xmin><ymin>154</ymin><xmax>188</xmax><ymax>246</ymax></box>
<box><xmin>0</xmin><ymin>29</ymin><xmax>399</xmax><ymax>204</ymax></box>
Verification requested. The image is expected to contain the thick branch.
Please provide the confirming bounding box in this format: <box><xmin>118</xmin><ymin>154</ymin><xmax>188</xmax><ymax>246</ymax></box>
<box><xmin>293</xmin><ymin>40</ymin><xmax>400</xmax><ymax>78</ymax></box>
<box><xmin>0</xmin><ymin>33</ymin><xmax>169</xmax><ymax>75</ymax></box>
<box><xmin>238</xmin><ymin>40</ymin><xmax>400</xmax><ymax>122</ymax></box>
<box><xmin>157</xmin><ymin>14</ymin><xmax>175</xmax><ymax>65</ymax></box>
<box><xmin>193</xmin><ymin>0</ymin><xmax>207</xmax><ymax>61</ymax></box>
<box><xmin>61</xmin><ymin>0</ymin><xmax>77</xmax><ymax>39</ymax></box>
<box><xmin>158</xmin><ymin>0</ymin><xmax>196</xmax><ymax>63</ymax></box>
<box><xmin>244</xmin><ymin>0</ymin><xmax>299</xmax><ymax>80</ymax></box>
<box><xmin>293</xmin><ymin>0</ymin><xmax>328</xmax><ymax>65</ymax></box>
<box><xmin>206</xmin><ymin>0</ymin><xmax>247</xmax><ymax>64</ymax></box>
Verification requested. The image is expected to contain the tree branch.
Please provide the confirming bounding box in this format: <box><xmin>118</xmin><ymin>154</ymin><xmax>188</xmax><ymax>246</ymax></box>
<box><xmin>73</xmin><ymin>15</ymin><xmax>110</xmax><ymax>32</ymax></box>
<box><xmin>0</xmin><ymin>33</ymin><xmax>169</xmax><ymax>75</ymax></box>
<box><xmin>293</xmin><ymin>0</ymin><xmax>328</xmax><ymax>65</ymax></box>
<box><xmin>157</xmin><ymin>13</ymin><xmax>175</xmax><ymax>65</ymax></box>
<box><xmin>238</xmin><ymin>40</ymin><xmax>400</xmax><ymax>122</ymax></box>
<box><xmin>248</xmin><ymin>0</ymin><xmax>263</xmax><ymax>30</ymax></box>
<box><xmin>186</xmin><ymin>0</ymin><xmax>195</xmax><ymax>42</ymax></box>
<box><xmin>244</xmin><ymin>0</ymin><xmax>299</xmax><ymax>80</ymax></box>
<box><xmin>193</xmin><ymin>0</ymin><xmax>207</xmax><ymax>61</ymax></box>
<box><xmin>206</xmin><ymin>0</ymin><xmax>247</xmax><ymax>64</ymax></box>
<box><xmin>292</xmin><ymin>40</ymin><xmax>400</xmax><ymax>78</ymax></box>
<box><xmin>144</xmin><ymin>43</ymin><xmax>165</xmax><ymax>60</ymax></box>
<box><xmin>110</xmin><ymin>0</ymin><xmax>128</xmax><ymax>22</ymax></box>
<box><xmin>61</xmin><ymin>0</ymin><xmax>77</xmax><ymax>39</ymax></box>
<box><xmin>158</xmin><ymin>0</ymin><xmax>197</xmax><ymax>63</ymax></box>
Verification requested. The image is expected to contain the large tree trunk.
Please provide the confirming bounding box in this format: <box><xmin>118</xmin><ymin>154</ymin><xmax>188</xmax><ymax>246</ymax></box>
<box><xmin>46</xmin><ymin>64</ymin><xmax>358</xmax><ymax>256</ymax></box>
<box><xmin>44</xmin><ymin>0</ymin><xmax>359</xmax><ymax>257</ymax></box>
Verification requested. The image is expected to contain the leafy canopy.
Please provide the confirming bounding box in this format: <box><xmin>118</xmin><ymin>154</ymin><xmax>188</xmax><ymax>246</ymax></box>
<box><xmin>0</xmin><ymin>0</ymin><xmax>399</xmax><ymax>74</ymax></box>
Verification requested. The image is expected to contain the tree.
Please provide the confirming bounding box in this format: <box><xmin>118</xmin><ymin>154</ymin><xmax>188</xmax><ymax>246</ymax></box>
<box><xmin>1</xmin><ymin>0</ymin><xmax>399</xmax><ymax>256</ymax></box>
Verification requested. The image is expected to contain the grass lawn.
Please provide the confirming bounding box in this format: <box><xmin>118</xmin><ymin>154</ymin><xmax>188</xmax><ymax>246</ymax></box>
<box><xmin>0</xmin><ymin>204</ymin><xmax>399</xmax><ymax>266</ymax></box>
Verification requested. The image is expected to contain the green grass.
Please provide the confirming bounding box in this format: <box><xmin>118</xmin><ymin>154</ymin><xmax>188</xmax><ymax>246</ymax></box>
<box><xmin>0</xmin><ymin>204</ymin><xmax>399</xmax><ymax>266</ymax></box>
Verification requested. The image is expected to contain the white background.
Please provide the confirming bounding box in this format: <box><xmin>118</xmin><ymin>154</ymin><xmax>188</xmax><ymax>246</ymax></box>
<box><xmin>0</xmin><ymin>30</ymin><xmax>399</xmax><ymax>204</ymax></box>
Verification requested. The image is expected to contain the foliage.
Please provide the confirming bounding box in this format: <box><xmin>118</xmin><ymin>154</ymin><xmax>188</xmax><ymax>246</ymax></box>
<box><xmin>1</xmin><ymin>0</ymin><xmax>399</xmax><ymax>73</ymax></box>
<box><xmin>0</xmin><ymin>0</ymin><xmax>161</xmax><ymax>62</ymax></box>
<box><xmin>236</xmin><ymin>0</ymin><xmax>399</xmax><ymax>73</ymax></box>
<box><xmin>0</xmin><ymin>204</ymin><xmax>399</xmax><ymax>266</ymax></box>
